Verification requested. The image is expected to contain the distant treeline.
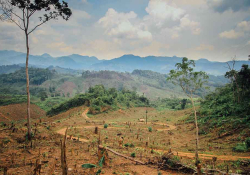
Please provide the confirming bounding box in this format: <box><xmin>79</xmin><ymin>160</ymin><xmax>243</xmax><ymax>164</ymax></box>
<box><xmin>0</xmin><ymin>67</ymin><xmax>55</xmax><ymax>85</ymax></box>
<box><xmin>0</xmin><ymin>64</ymin><xmax>22</xmax><ymax>74</ymax></box>
<box><xmin>151</xmin><ymin>98</ymin><xmax>191</xmax><ymax>111</ymax></box>
<box><xmin>47</xmin><ymin>85</ymin><xmax>149</xmax><ymax>116</ymax></box>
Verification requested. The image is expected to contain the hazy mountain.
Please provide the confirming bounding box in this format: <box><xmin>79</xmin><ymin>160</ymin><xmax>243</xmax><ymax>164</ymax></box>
<box><xmin>1</xmin><ymin>50</ymin><xmax>249</xmax><ymax>75</ymax></box>
<box><xmin>90</xmin><ymin>55</ymin><xmax>249</xmax><ymax>75</ymax></box>
<box><xmin>0</xmin><ymin>50</ymin><xmax>102</xmax><ymax>69</ymax></box>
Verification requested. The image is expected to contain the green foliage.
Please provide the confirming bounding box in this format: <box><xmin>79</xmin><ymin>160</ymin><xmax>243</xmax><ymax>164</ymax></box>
<box><xmin>167</xmin><ymin>57</ymin><xmax>209</xmax><ymax>98</ymax></box>
<box><xmin>81</xmin><ymin>156</ymin><xmax>104</xmax><ymax>175</ymax></box>
<box><xmin>167</xmin><ymin>156</ymin><xmax>181</xmax><ymax>167</ymax></box>
<box><xmin>104</xmin><ymin>123</ymin><xmax>108</xmax><ymax>128</ymax></box>
<box><xmin>148</xmin><ymin>127</ymin><xmax>152</xmax><ymax>132</ymax></box>
<box><xmin>246</xmin><ymin>138</ymin><xmax>250</xmax><ymax>149</ymax></box>
<box><xmin>130</xmin><ymin>152</ymin><xmax>136</xmax><ymax>158</ymax></box>
<box><xmin>181</xmin><ymin>99</ymin><xmax>187</xmax><ymax>109</ymax></box>
<box><xmin>81</xmin><ymin>164</ymin><xmax>97</xmax><ymax>168</ymax></box>
<box><xmin>47</xmin><ymin>85</ymin><xmax>149</xmax><ymax>116</ymax></box>
<box><xmin>124</xmin><ymin>143</ymin><xmax>135</xmax><ymax>148</ymax></box>
<box><xmin>233</xmin><ymin>143</ymin><xmax>248</xmax><ymax>152</ymax></box>
<box><xmin>199</xmin><ymin>65</ymin><xmax>250</xmax><ymax>133</ymax></box>
<box><xmin>35</xmin><ymin>97</ymin><xmax>68</xmax><ymax>111</ymax></box>
<box><xmin>151</xmin><ymin>97</ymin><xmax>191</xmax><ymax>110</ymax></box>
<box><xmin>0</xmin><ymin>67</ymin><xmax>55</xmax><ymax>85</ymax></box>
<box><xmin>0</xmin><ymin>94</ymin><xmax>27</xmax><ymax>106</ymax></box>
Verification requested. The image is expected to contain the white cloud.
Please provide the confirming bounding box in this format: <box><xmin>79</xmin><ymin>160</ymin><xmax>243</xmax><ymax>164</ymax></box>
<box><xmin>195</xmin><ymin>44</ymin><xmax>214</xmax><ymax>51</ymax></box>
<box><xmin>146</xmin><ymin>0</ymin><xmax>185</xmax><ymax>21</ymax></box>
<box><xmin>180</xmin><ymin>15</ymin><xmax>201</xmax><ymax>35</ymax></box>
<box><xmin>98</xmin><ymin>8</ymin><xmax>152</xmax><ymax>40</ymax></box>
<box><xmin>144</xmin><ymin>0</ymin><xmax>185</xmax><ymax>28</ymax></box>
<box><xmin>247</xmin><ymin>41</ymin><xmax>250</xmax><ymax>45</ymax></box>
<box><xmin>219</xmin><ymin>30</ymin><xmax>243</xmax><ymax>39</ymax></box>
<box><xmin>237</xmin><ymin>21</ymin><xmax>250</xmax><ymax>31</ymax></box>
<box><xmin>219</xmin><ymin>21</ymin><xmax>250</xmax><ymax>39</ymax></box>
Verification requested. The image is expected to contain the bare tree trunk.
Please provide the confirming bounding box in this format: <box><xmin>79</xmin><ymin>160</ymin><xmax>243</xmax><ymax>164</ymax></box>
<box><xmin>191</xmin><ymin>97</ymin><xmax>202</xmax><ymax>175</ymax></box>
<box><xmin>61</xmin><ymin>128</ymin><xmax>68</xmax><ymax>175</ymax></box>
<box><xmin>25</xmin><ymin>30</ymin><xmax>31</xmax><ymax>141</ymax></box>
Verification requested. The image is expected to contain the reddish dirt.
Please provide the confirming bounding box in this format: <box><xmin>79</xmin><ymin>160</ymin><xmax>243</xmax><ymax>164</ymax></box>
<box><xmin>0</xmin><ymin>103</ymin><xmax>46</xmax><ymax>122</ymax></box>
<box><xmin>56</xmin><ymin>108</ymin><xmax>250</xmax><ymax>163</ymax></box>
<box><xmin>82</xmin><ymin>108</ymin><xmax>89</xmax><ymax>119</ymax></box>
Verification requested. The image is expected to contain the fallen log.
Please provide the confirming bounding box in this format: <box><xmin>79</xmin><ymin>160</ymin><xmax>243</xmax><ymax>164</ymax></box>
<box><xmin>98</xmin><ymin>145</ymin><xmax>145</xmax><ymax>165</ymax></box>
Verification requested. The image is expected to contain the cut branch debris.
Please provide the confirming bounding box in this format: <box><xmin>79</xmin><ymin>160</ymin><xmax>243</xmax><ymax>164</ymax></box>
<box><xmin>98</xmin><ymin>145</ymin><xmax>145</xmax><ymax>165</ymax></box>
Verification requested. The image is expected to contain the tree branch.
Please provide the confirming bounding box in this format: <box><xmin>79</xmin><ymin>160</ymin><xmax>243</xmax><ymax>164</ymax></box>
<box><xmin>28</xmin><ymin>9</ymin><xmax>36</xmax><ymax>18</ymax></box>
<box><xmin>1</xmin><ymin>10</ymin><xmax>24</xmax><ymax>30</ymax></box>
<box><xmin>28</xmin><ymin>20</ymin><xmax>47</xmax><ymax>35</ymax></box>
<box><xmin>9</xmin><ymin>10</ymin><xmax>23</xmax><ymax>21</ymax></box>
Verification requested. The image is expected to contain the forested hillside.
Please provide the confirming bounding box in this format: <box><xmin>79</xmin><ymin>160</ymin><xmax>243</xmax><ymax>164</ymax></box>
<box><xmin>0</xmin><ymin>67</ymin><xmax>228</xmax><ymax>100</ymax></box>
<box><xmin>0</xmin><ymin>68</ymin><xmax>56</xmax><ymax>95</ymax></box>
<box><xmin>197</xmin><ymin>64</ymin><xmax>250</xmax><ymax>151</ymax></box>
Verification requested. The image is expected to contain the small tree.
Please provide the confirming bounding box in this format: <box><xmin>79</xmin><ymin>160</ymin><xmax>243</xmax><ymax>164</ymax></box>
<box><xmin>225</xmin><ymin>57</ymin><xmax>240</xmax><ymax>103</ymax></box>
<box><xmin>167</xmin><ymin>57</ymin><xmax>209</xmax><ymax>175</ymax></box>
<box><xmin>0</xmin><ymin>0</ymin><xmax>72</xmax><ymax>140</ymax></box>
<box><xmin>181</xmin><ymin>99</ymin><xmax>187</xmax><ymax>110</ymax></box>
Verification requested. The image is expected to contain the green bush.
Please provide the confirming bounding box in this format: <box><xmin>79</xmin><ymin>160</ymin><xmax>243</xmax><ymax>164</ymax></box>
<box><xmin>130</xmin><ymin>152</ymin><xmax>136</xmax><ymax>158</ymax></box>
<box><xmin>233</xmin><ymin>143</ymin><xmax>248</xmax><ymax>152</ymax></box>
<box><xmin>245</xmin><ymin>137</ymin><xmax>250</xmax><ymax>149</ymax></box>
<box><xmin>104</xmin><ymin>123</ymin><xmax>108</xmax><ymax>128</ymax></box>
<box><xmin>148</xmin><ymin>127</ymin><xmax>152</xmax><ymax>132</ymax></box>
<box><xmin>124</xmin><ymin>143</ymin><xmax>135</xmax><ymax>148</ymax></box>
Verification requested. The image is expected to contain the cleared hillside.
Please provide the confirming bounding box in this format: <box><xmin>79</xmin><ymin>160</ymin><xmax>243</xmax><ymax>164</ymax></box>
<box><xmin>0</xmin><ymin>103</ymin><xmax>46</xmax><ymax>122</ymax></box>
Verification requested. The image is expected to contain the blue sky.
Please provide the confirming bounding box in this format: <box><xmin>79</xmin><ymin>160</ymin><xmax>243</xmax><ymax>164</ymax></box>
<box><xmin>1</xmin><ymin>0</ymin><xmax>250</xmax><ymax>61</ymax></box>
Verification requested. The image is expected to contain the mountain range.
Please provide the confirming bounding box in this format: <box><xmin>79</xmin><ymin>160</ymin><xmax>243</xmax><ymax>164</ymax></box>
<box><xmin>1</xmin><ymin>50</ymin><xmax>249</xmax><ymax>75</ymax></box>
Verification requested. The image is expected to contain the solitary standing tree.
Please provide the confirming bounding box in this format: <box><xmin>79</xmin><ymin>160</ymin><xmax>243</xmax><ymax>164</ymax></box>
<box><xmin>167</xmin><ymin>57</ymin><xmax>209</xmax><ymax>175</ymax></box>
<box><xmin>0</xmin><ymin>0</ymin><xmax>72</xmax><ymax>140</ymax></box>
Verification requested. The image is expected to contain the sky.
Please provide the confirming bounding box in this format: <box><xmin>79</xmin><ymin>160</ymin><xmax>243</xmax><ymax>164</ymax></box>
<box><xmin>0</xmin><ymin>0</ymin><xmax>250</xmax><ymax>61</ymax></box>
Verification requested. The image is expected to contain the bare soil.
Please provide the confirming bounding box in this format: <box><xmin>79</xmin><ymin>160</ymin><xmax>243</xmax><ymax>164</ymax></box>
<box><xmin>0</xmin><ymin>106</ymin><xmax>249</xmax><ymax>174</ymax></box>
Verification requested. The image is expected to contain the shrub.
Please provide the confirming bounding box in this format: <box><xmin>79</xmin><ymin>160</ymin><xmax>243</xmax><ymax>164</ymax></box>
<box><xmin>129</xmin><ymin>143</ymin><xmax>135</xmax><ymax>148</ymax></box>
<box><xmin>148</xmin><ymin>127</ymin><xmax>152</xmax><ymax>132</ymax></box>
<box><xmin>198</xmin><ymin>129</ymin><xmax>207</xmax><ymax>135</ymax></box>
<box><xmin>124</xmin><ymin>143</ymin><xmax>135</xmax><ymax>148</ymax></box>
<box><xmin>233</xmin><ymin>143</ymin><xmax>248</xmax><ymax>152</ymax></box>
<box><xmin>130</xmin><ymin>152</ymin><xmax>136</xmax><ymax>158</ymax></box>
<box><xmin>245</xmin><ymin>137</ymin><xmax>250</xmax><ymax>149</ymax></box>
<box><xmin>104</xmin><ymin>124</ymin><xmax>108</xmax><ymax>128</ymax></box>
<box><xmin>124</xmin><ymin>143</ymin><xmax>130</xmax><ymax>147</ymax></box>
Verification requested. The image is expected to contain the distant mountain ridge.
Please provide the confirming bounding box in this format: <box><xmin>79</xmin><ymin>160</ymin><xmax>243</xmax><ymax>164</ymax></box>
<box><xmin>0</xmin><ymin>50</ymin><xmax>249</xmax><ymax>75</ymax></box>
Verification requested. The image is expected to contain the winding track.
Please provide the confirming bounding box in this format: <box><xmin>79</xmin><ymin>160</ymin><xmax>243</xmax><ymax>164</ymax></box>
<box><xmin>56</xmin><ymin>108</ymin><xmax>250</xmax><ymax>161</ymax></box>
